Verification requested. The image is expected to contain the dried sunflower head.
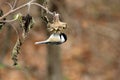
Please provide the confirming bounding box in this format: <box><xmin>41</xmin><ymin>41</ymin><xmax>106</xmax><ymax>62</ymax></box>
<box><xmin>47</xmin><ymin>13</ymin><xmax>67</xmax><ymax>33</ymax></box>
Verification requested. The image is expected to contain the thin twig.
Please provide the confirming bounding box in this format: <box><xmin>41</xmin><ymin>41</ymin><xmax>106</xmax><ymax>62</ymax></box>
<box><xmin>27</xmin><ymin>0</ymin><xmax>36</xmax><ymax>13</ymax></box>
<box><xmin>13</xmin><ymin>0</ymin><xmax>18</xmax><ymax>9</ymax></box>
<box><xmin>0</xmin><ymin>19</ymin><xmax>17</xmax><ymax>23</ymax></box>
<box><xmin>5</xmin><ymin>2</ymin><xmax>13</xmax><ymax>10</ymax></box>
<box><xmin>27</xmin><ymin>2</ymin><xmax>31</xmax><ymax>14</ymax></box>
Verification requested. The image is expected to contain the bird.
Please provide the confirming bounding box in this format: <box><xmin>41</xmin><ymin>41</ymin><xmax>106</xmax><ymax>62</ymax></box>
<box><xmin>35</xmin><ymin>33</ymin><xmax>67</xmax><ymax>45</ymax></box>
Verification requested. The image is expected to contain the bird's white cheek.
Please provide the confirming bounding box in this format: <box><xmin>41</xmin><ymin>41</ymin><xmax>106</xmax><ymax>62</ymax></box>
<box><xmin>61</xmin><ymin>36</ymin><xmax>65</xmax><ymax>42</ymax></box>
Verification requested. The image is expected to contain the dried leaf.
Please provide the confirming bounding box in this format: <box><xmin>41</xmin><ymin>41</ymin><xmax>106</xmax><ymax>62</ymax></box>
<box><xmin>11</xmin><ymin>38</ymin><xmax>22</xmax><ymax>65</ymax></box>
<box><xmin>13</xmin><ymin>13</ymin><xmax>22</xmax><ymax>20</ymax></box>
<box><xmin>20</xmin><ymin>14</ymin><xmax>34</xmax><ymax>38</ymax></box>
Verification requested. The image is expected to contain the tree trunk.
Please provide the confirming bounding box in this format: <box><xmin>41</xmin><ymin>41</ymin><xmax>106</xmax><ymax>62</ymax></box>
<box><xmin>46</xmin><ymin>45</ymin><xmax>63</xmax><ymax>80</ymax></box>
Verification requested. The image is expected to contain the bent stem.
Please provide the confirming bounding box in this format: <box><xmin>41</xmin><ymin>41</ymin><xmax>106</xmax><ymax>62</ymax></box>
<box><xmin>31</xmin><ymin>3</ymin><xmax>53</xmax><ymax>15</ymax></box>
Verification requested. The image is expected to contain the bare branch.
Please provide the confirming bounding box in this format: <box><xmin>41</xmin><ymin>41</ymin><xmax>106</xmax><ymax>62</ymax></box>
<box><xmin>0</xmin><ymin>0</ymin><xmax>53</xmax><ymax>20</ymax></box>
<box><xmin>0</xmin><ymin>3</ymin><xmax>27</xmax><ymax>20</ymax></box>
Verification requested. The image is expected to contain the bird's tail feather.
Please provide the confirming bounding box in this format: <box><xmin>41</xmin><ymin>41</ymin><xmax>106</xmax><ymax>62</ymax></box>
<box><xmin>35</xmin><ymin>41</ymin><xmax>48</xmax><ymax>45</ymax></box>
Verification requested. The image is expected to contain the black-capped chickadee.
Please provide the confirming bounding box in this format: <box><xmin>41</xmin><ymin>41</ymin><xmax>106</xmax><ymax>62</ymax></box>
<box><xmin>35</xmin><ymin>33</ymin><xmax>67</xmax><ymax>45</ymax></box>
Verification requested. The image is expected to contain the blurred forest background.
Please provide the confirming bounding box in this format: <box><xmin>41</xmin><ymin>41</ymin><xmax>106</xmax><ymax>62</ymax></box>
<box><xmin>0</xmin><ymin>0</ymin><xmax>120</xmax><ymax>80</ymax></box>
